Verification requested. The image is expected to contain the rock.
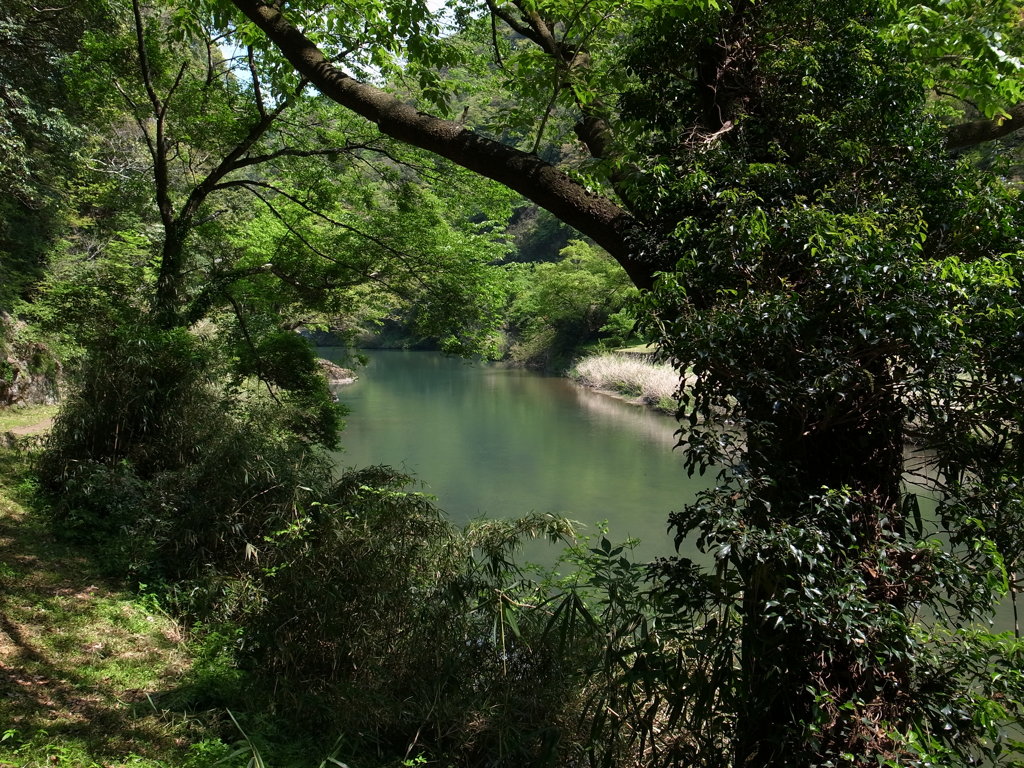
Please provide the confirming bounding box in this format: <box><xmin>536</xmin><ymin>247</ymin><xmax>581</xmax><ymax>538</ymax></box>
<box><xmin>317</xmin><ymin>359</ymin><xmax>358</xmax><ymax>384</ymax></box>
<box><xmin>0</xmin><ymin>313</ymin><xmax>61</xmax><ymax>407</ymax></box>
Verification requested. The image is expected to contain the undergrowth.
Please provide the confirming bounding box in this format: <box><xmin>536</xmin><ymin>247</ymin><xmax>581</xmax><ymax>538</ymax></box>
<box><xmin>13</xmin><ymin>326</ymin><xmax>710</xmax><ymax>768</ymax></box>
<box><xmin>0</xmin><ymin>442</ymin><xmax>379</xmax><ymax>768</ymax></box>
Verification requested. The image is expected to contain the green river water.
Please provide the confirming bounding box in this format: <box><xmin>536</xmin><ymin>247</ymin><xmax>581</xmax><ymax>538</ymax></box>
<box><xmin>321</xmin><ymin>348</ymin><xmax>710</xmax><ymax>561</ymax></box>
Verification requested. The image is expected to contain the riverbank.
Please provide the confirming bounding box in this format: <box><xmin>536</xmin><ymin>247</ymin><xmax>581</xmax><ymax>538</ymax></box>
<box><xmin>568</xmin><ymin>351</ymin><xmax>680</xmax><ymax>415</ymax></box>
<box><xmin>0</xmin><ymin>445</ymin><xmax>205</xmax><ymax>768</ymax></box>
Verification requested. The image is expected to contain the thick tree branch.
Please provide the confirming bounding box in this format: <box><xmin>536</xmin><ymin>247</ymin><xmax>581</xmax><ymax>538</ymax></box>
<box><xmin>487</xmin><ymin>0</ymin><xmax>634</xmax><ymax>205</ymax></box>
<box><xmin>161</xmin><ymin>62</ymin><xmax>188</xmax><ymax>119</ymax></box>
<box><xmin>945</xmin><ymin>103</ymin><xmax>1024</xmax><ymax>150</ymax></box>
<box><xmin>228</xmin><ymin>0</ymin><xmax>652</xmax><ymax>290</ymax></box>
<box><xmin>247</xmin><ymin>45</ymin><xmax>267</xmax><ymax>117</ymax></box>
<box><xmin>484</xmin><ymin>0</ymin><xmax>539</xmax><ymax>46</ymax></box>
<box><xmin>131</xmin><ymin>0</ymin><xmax>161</xmax><ymax>117</ymax></box>
<box><xmin>175</xmin><ymin>94</ymin><xmax>294</xmax><ymax>226</ymax></box>
<box><xmin>512</xmin><ymin>0</ymin><xmax>560</xmax><ymax>56</ymax></box>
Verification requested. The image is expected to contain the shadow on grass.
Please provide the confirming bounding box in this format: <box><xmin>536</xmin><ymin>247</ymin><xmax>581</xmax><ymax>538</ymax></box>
<box><xmin>0</xmin><ymin>445</ymin><xmax>209</xmax><ymax>763</ymax></box>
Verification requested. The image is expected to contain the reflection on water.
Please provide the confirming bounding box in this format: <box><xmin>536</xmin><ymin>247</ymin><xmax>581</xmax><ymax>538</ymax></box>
<box><xmin>570</xmin><ymin>385</ymin><xmax>682</xmax><ymax>449</ymax></box>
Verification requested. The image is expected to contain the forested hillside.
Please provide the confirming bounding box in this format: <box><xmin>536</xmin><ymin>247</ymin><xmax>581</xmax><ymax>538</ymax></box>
<box><xmin>2</xmin><ymin>0</ymin><xmax>1024</xmax><ymax>766</ymax></box>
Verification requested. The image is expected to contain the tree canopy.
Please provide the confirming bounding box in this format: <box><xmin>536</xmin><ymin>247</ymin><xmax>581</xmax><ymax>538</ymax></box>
<box><xmin>193</xmin><ymin>0</ymin><xmax>1024</xmax><ymax>765</ymax></box>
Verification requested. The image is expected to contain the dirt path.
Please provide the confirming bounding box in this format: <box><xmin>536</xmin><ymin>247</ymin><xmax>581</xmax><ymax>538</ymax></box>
<box><xmin>7</xmin><ymin>417</ymin><xmax>52</xmax><ymax>436</ymax></box>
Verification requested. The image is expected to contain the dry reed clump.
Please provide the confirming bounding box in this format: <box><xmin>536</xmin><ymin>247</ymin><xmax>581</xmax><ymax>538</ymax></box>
<box><xmin>569</xmin><ymin>352</ymin><xmax>680</xmax><ymax>408</ymax></box>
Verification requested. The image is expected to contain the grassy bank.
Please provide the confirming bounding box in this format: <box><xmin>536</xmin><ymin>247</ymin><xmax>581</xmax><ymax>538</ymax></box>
<box><xmin>0</xmin><ymin>404</ymin><xmax>59</xmax><ymax>435</ymax></box>
<box><xmin>0</xmin><ymin>440</ymin><xmax>304</xmax><ymax>768</ymax></box>
<box><xmin>568</xmin><ymin>352</ymin><xmax>680</xmax><ymax>414</ymax></box>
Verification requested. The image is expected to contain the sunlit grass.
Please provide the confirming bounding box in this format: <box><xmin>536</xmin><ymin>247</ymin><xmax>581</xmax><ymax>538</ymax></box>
<box><xmin>0</xmin><ymin>403</ymin><xmax>58</xmax><ymax>432</ymax></box>
<box><xmin>569</xmin><ymin>352</ymin><xmax>680</xmax><ymax>411</ymax></box>
<box><xmin>0</xmin><ymin>445</ymin><xmax>205</xmax><ymax>768</ymax></box>
<box><xmin>0</xmin><ymin>444</ymin><xmax>341</xmax><ymax>768</ymax></box>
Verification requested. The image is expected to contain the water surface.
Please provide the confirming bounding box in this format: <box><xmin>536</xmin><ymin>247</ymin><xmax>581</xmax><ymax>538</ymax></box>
<box><xmin>322</xmin><ymin>350</ymin><xmax>1020</xmax><ymax>632</ymax></box>
<box><xmin>322</xmin><ymin>349</ymin><xmax>708</xmax><ymax>560</ymax></box>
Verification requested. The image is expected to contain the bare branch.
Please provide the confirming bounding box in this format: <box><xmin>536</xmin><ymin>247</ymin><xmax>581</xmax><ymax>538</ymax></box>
<box><xmin>160</xmin><ymin>61</ymin><xmax>188</xmax><ymax>119</ymax></box>
<box><xmin>182</xmin><ymin>263</ymin><xmax>274</xmax><ymax>325</ymax></box>
<box><xmin>489</xmin><ymin>9</ymin><xmax>506</xmax><ymax>70</ymax></box>
<box><xmin>223</xmin><ymin>290</ymin><xmax>282</xmax><ymax>404</ymax></box>
<box><xmin>236</xmin><ymin>183</ymin><xmax>351</xmax><ymax>266</ymax></box>
<box><xmin>131</xmin><ymin>0</ymin><xmax>174</xmax><ymax>227</ymax></box>
<box><xmin>229</xmin><ymin>143</ymin><xmax>364</xmax><ymax>170</ymax></box>
<box><xmin>215</xmin><ymin>179</ymin><xmax>422</xmax><ymax>266</ymax></box>
<box><xmin>112</xmin><ymin>79</ymin><xmax>158</xmax><ymax>165</ymax></box>
<box><xmin>131</xmin><ymin>0</ymin><xmax>162</xmax><ymax>116</ymax></box>
<box><xmin>531</xmin><ymin>81</ymin><xmax>561</xmax><ymax>155</ymax></box>
<box><xmin>248</xmin><ymin>46</ymin><xmax>267</xmax><ymax>117</ymax></box>
<box><xmin>218</xmin><ymin>179</ymin><xmax>436</xmax><ymax>295</ymax></box>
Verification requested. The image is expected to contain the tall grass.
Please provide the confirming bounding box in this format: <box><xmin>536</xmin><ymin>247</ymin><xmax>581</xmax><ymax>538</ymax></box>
<box><xmin>569</xmin><ymin>353</ymin><xmax>680</xmax><ymax>412</ymax></box>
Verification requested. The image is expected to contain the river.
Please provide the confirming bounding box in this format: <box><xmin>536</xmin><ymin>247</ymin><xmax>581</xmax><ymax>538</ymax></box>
<box><xmin>320</xmin><ymin>348</ymin><xmax>709</xmax><ymax>561</ymax></box>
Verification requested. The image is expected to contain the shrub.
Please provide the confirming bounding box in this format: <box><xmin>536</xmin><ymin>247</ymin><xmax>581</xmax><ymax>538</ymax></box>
<box><xmin>237</xmin><ymin>477</ymin><xmax>593</xmax><ymax>765</ymax></box>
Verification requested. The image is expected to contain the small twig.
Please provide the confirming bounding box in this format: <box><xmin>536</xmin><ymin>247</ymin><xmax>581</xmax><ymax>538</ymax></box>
<box><xmin>489</xmin><ymin>10</ymin><xmax>505</xmax><ymax>70</ymax></box>
<box><xmin>248</xmin><ymin>46</ymin><xmax>267</xmax><ymax>117</ymax></box>
<box><xmin>531</xmin><ymin>80</ymin><xmax>561</xmax><ymax>155</ymax></box>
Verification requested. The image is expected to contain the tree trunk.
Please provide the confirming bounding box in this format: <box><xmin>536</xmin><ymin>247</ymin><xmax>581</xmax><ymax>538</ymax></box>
<box><xmin>152</xmin><ymin>222</ymin><xmax>187</xmax><ymax>329</ymax></box>
<box><xmin>734</xmin><ymin>361</ymin><xmax>912</xmax><ymax>767</ymax></box>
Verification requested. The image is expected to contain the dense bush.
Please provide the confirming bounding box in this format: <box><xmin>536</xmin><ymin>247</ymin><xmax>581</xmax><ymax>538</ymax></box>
<box><xmin>230</xmin><ymin>472</ymin><xmax>597</xmax><ymax>765</ymax></box>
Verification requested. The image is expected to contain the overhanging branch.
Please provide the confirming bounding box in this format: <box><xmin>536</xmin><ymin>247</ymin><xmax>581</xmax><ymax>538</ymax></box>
<box><xmin>228</xmin><ymin>0</ymin><xmax>653</xmax><ymax>290</ymax></box>
<box><xmin>945</xmin><ymin>103</ymin><xmax>1024</xmax><ymax>150</ymax></box>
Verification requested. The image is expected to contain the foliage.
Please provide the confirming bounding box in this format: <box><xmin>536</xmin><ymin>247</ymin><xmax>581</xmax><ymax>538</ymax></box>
<box><xmin>32</xmin><ymin>0</ymin><xmax>512</xmax><ymax>578</ymax></box>
<box><xmin>618</xmin><ymin>0</ymin><xmax>1024</xmax><ymax>763</ymax></box>
<box><xmin>0</xmin><ymin>0</ymin><xmax>111</xmax><ymax>312</ymax></box>
<box><xmin>0</xmin><ymin>445</ymin><xmax>216</xmax><ymax>768</ymax></box>
<box><xmin>230</xmin><ymin>471</ymin><xmax>572</xmax><ymax>761</ymax></box>
<box><xmin>892</xmin><ymin>0</ymin><xmax>1024</xmax><ymax>120</ymax></box>
<box><xmin>0</xmin><ymin>0</ymin><xmax>99</xmax><ymax>204</ymax></box>
<box><xmin>9</xmin><ymin>0</ymin><xmax>1024</xmax><ymax>764</ymax></box>
<box><xmin>505</xmin><ymin>240</ymin><xmax>640</xmax><ymax>368</ymax></box>
<box><xmin>39</xmin><ymin>320</ymin><xmax>342</xmax><ymax>559</ymax></box>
